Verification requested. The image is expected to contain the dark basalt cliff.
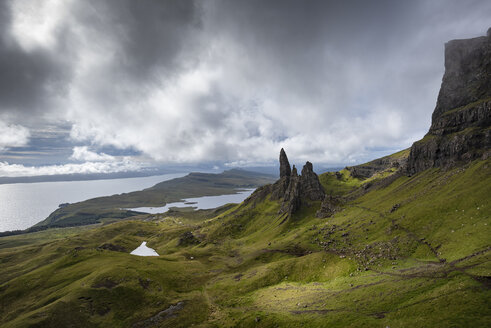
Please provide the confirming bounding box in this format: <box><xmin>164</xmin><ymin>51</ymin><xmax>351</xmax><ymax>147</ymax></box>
<box><xmin>406</xmin><ymin>29</ymin><xmax>491</xmax><ymax>175</ymax></box>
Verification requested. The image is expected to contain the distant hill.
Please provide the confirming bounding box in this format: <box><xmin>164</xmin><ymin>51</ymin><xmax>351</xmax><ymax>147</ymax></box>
<box><xmin>0</xmin><ymin>169</ymin><xmax>186</xmax><ymax>185</ymax></box>
<box><xmin>33</xmin><ymin>169</ymin><xmax>275</xmax><ymax>229</ymax></box>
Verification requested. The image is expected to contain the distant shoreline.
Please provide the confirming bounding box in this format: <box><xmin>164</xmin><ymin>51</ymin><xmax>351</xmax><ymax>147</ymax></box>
<box><xmin>0</xmin><ymin>170</ymin><xmax>190</xmax><ymax>185</ymax></box>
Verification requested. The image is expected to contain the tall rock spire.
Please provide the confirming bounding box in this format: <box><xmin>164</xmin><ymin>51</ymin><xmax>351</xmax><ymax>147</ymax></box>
<box><xmin>271</xmin><ymin>148</ymin><xmax>292</xmax><ymax>200</ymax></box>
<box><xmin>279</xmin><ymin>148</ymin><xmax>291</xmax><ymax>178</ymax></box>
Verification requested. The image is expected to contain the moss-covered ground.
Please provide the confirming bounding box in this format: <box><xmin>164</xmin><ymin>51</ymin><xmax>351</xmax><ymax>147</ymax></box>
<box><xmin>0</xmin><ymin>159</ymin><xmax>490</xmax><ymax>327</ymax></box>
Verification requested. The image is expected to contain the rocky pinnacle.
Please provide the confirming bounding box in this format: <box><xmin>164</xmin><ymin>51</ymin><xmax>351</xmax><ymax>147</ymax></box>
<box><xmin>279</xmin><ymin>148</ymin><xmax>291</xmax><ymax>178</ymax></box>
<box><xmin>272</xmin><ymin>149</ymin><xmax>326</xmax><ymax>215</ymax></box>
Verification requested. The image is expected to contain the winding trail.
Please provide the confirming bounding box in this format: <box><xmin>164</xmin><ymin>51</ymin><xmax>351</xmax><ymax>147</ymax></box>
<box><xmin>350</xmin><ymin>204</ymin><xmax>491</xmax><ymax>289</ymax></box>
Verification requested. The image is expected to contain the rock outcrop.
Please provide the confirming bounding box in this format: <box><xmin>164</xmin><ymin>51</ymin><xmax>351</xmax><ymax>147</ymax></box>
<box><xmin>299</xmin><ymin>162</ymin><xmax>325</xmax><ymax>201</ymax></box>
<box><xmin>177</xmin><ymin>231</ymin><xmax>200</xmax><ymax>246</ymax></box>
<box><xmin>347</xmin><ymin>154</ymin><xmax>408</xmax><ymax>179</ymax></box>
<box><xmin>243</xmin><ymin>183</ymin><xmax>273</xmax><ymax>208</ymax></box>
<box><xmin>406</xmin><ymin>28</ymin><xmax>491</xmax><ymax>175</ymax></box>
<box><xmin>270</xmin><ymin>149</ymin><xmax>325</xmax><ymax>216</ymax></box>
<box><xmin>316</xmin><ymin>195</ymin><xmax>339</xmax><ymax>218</ymax></box>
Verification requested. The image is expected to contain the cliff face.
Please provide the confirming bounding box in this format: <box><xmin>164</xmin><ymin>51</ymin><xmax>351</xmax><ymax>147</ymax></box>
<box><xmin>406</xmin><ymin>29</ymin><xmax>491</xmax><ymax>175</ymax></box>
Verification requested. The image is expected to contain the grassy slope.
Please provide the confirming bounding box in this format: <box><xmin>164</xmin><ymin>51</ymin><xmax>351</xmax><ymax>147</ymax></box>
<box><xmin>0</xmin><ymin>159</ymin><xmax>490</xmax><ymax>327</ymax></box>
<box><xmin>35</xmin><ymin>169</ymin><xmax>275</xmax><ymax>229</ymax></box>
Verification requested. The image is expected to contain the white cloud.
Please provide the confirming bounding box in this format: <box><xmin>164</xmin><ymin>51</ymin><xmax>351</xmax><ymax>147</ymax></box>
<box><xmin>0</xmin><ymin>159</ymin><xmax>141</xmax><ymax>177</ymax></box>
<box><xmin>0</xmin><ymin>122</ymin><xmax>30</xmax><ymax>151</ymax></box>
<box><xmin>66</xmin><ymin>39</ymin><xmax>427</xmax><ymax>165</ymax></box>
<box><xmin>70</xmin><ymin>146</ymin><xmax>115</xmax><ymax>162</ymax></box>
<box><xmin>9</xmin><ymin>0</ymin><xmax>71</xmax><ymax>51</ymax></box>
<box><xmin>61</xmin><ymin>1</ymin><xmax>447</xmax><ymax>165</ymax></box>
<box><xmin>3</xmin><ymin>1</ymin><xmax>491</xmax><ymax>168</ymax></box>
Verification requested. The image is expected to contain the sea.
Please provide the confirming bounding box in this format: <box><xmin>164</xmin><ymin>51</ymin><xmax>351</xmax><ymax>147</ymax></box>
<box><xmin>0</xmin><ymin>173</ymin><xmax>186</xmax><ymax>232</ymax></box>
<box><xmin>0</xmin><ymin>173</ymin><xmax>257</xmax><ymax>233</ymax></box>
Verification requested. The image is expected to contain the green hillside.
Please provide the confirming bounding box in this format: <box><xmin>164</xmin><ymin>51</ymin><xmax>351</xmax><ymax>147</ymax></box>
<box><xmin>1</xmin><ymin>155</ymin><xmax>489</xmax><ymax>327</ymax></box>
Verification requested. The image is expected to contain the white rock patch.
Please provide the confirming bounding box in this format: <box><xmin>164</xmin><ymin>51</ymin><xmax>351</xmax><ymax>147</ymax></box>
<box><xmin>130</xmin><ymin>241</ymin><xmax>159</xmax><ymax>256</ymax></box>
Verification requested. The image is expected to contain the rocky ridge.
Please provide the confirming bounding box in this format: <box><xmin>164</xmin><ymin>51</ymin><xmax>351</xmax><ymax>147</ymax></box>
<box><xmin>346</xmin><ymin>154</ymin><xmax>407</xmax><ymax>179</ymax></box>
<box><xmin>406</xmin><ymin>28</ymin><xmax>491</xmax><ymax>175</ymax></box>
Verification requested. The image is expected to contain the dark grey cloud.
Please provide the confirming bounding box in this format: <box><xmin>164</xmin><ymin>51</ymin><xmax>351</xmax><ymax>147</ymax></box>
<box><xmin>0</xmin><ymin>0</ymin><xmax>201</xmax><ymax>120</ymax></box>
<box><xmin>0</xmin><ymin>1</ymin><xmax>70</xmax><ymax>120</ymax></box>
<box><xmin>0</xmin><ymin>0</ymin><xmax>490</xmax><ymax>174</ymax></box>
<box><xmin>71</xmin><ymin>0</ymin><xmax>201</xmax><ymax>82</ymax></box>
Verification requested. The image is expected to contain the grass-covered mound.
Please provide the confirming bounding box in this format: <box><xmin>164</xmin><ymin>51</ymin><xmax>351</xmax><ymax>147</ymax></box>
<box><xmin>0</xmin><ymin>158</ymin><xmax>490</xmax><ymax>327</ymax></box>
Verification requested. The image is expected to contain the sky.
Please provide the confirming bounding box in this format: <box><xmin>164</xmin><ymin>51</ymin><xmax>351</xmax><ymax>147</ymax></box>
<box><xmin>0</xmin><ymin>0</ymin><xmax>490</xmax><ymax>177</ymax></box>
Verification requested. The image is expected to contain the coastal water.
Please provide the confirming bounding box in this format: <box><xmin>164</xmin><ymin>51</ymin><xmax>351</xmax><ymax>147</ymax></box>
<box><xmin>129</xmin><ymin>189</ymin><xmax>255</xmax><ymax>214</ymax></box>
<box><xmin>0</xmin><ymin>173</ymin><xmax>186</xmax><ymax>232</ymax></box>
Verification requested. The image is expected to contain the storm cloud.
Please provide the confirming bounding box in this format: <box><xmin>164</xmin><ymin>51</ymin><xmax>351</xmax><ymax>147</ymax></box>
<box><xmin>0</xmin><ymin>0</ymin><xmax>71</xmax><ymax>120</ymax></box>
<box><xmin>0</xmin><ymin>0</ymin><xmax>490</xmax><ymax>175</ymax></box>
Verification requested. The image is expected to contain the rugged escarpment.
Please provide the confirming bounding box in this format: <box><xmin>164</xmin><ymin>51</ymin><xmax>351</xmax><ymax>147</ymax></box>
<box><xmin>346</xmin><ymin>150</ymin><xmax>408</xmax><ymax>179</ymax></box>
<box><xmin>407</xmin><ymin>29</ymin><xmax>491</xmax><ymax>175</ymax></box>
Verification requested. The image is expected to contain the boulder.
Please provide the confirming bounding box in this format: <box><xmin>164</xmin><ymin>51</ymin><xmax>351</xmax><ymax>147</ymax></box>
<box><xmin>178</xmin><ymin>231</ymin><xmax>200</xmax><ymax>246</ymax></box>
<box><xmin>316</xmin><ymin>195</ymin><xmax>339</xmax><ymax>218</ymax></box>
<box><xmin>97</xmin><ymin>243</ymin><xmax>127</xmax><ymax>252</ymax></box>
